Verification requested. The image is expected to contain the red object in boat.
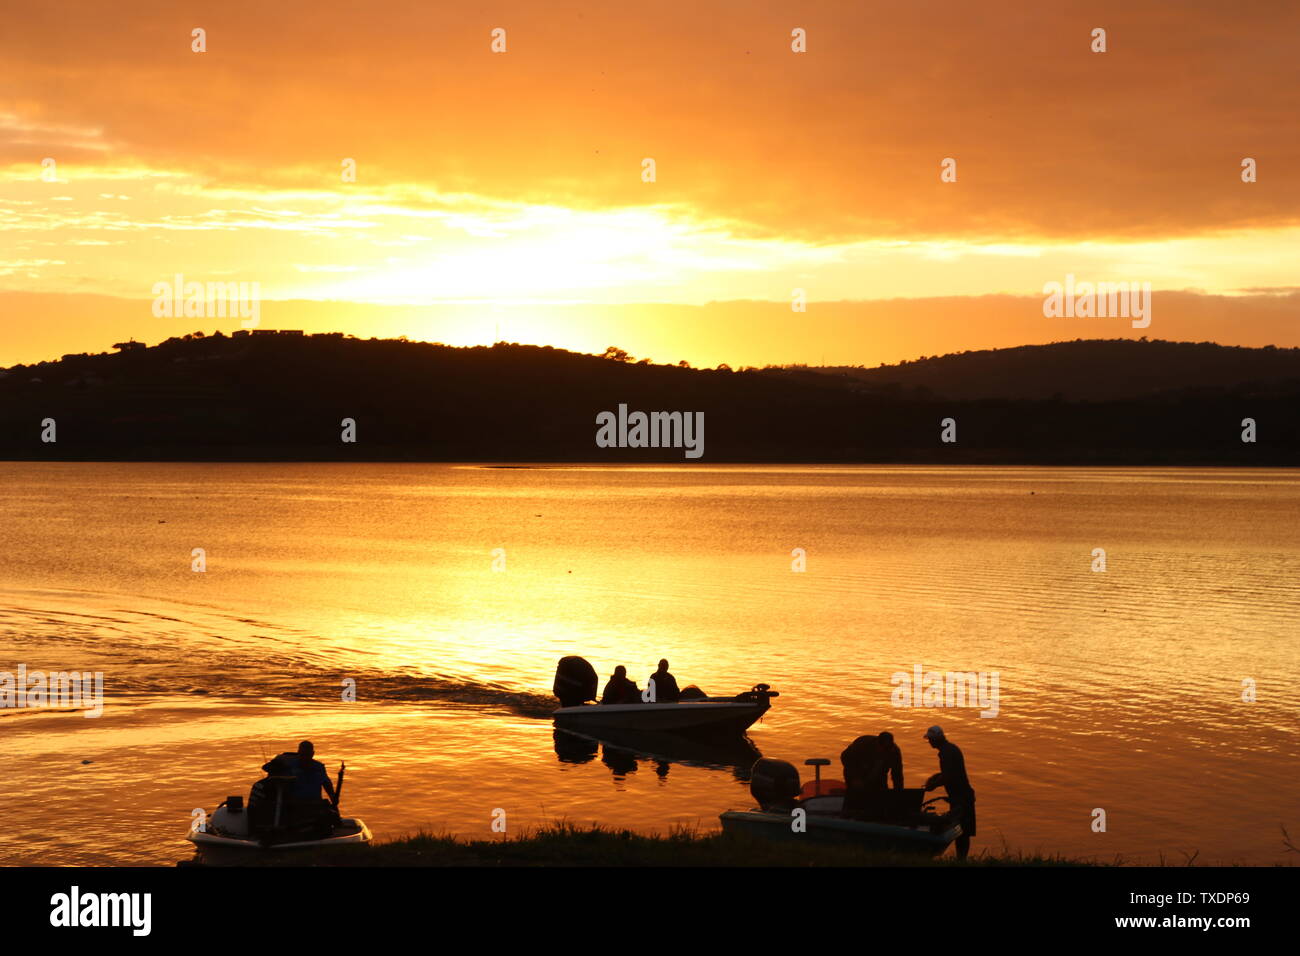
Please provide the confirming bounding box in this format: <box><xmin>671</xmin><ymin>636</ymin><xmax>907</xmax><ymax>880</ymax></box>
<box><xmin>800</xmin><ymin>778</ymin><xmax>847</xmax><ymax>799</ymax></box>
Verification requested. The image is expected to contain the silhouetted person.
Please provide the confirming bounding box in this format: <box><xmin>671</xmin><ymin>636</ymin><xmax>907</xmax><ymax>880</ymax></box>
<box><xmin>840</xmin><ymin>734</ymin><xmax>877</xmax><ymax>817</ymax></box>
<box><xmin>841</xmin><ymin>735</ymin><xmax>877</xmax><ymax>795</ymax></box>
<box><xmin>601</xmin><ymin>665</ymin><xmax>640</xmax><ymax>704</ymax></box>
<box><xmin>922</xmin><ymin>726</ymin><xmax>976</xmax><ymax>859</ymax></box>
<box><xmin>295</xmin><ymin>740</ymin><xmax>336</xmax><ymax>803</ymax></box>
<box><xmin>841</xmin><ymin>731</ymin><xmax>904</xmax><ymax>819</ymax></box>
<box><xmin>647</xmin><ymin>659</ymin><xmax>679</xmax><ymax>702</ymax></box>
<box><xmin>872</xmin><ymin>732</ymin><xmax>904</xmax><ymax>789</ymax></box>
<box><xmin>263</xmin><ymin>740</ymin><xmax>337</xmax><ymax>827</ymax></box>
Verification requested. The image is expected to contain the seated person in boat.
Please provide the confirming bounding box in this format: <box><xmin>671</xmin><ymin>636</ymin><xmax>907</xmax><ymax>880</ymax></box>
<box><xmin>922</xmin><ymin>725</ymin><xmax>976</xmax><ymax>860</ymax></box>
<box><xmin>601</xmin><ymin>665</ymin><xmax>641</xmax><ymax>704</ymax></box>
<box><xmin>646</xmin><ymin>659</ymin><xmax>680</xmax><ymax>702</ymax></box>
<box><xmin>261</xmin><ymin>740</ymin><xmax>338</xmax><ymax>827</ymax></box>
<box><xmin>840</xmin><ymin>731</ymin><xmax>904</xmax><ymax>819</ymax></box>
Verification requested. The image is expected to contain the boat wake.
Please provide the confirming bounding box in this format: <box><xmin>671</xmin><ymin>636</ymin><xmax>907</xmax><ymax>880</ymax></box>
<box><xmin>0</xmin><ymin>590</ymin><xmax>556</xmax><ymax>719</ymax></box>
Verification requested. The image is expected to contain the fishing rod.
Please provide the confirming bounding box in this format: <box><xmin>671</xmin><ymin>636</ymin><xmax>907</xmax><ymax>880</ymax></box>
<box><xmin>333</xmin><ymin>761</ymin><xmax>346</xmax><ymax>808</ymax></box>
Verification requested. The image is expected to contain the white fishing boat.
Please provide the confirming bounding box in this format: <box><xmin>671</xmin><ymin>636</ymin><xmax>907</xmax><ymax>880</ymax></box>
<box><xmin>552</xmin><ymin>656</ymin><xmax>777</xmax><ymax>737</ymax></box>
<box><xmin>187</xmin><ymin>758</ymin><xmax>371</xmax><ymax>853</ymax></box>
<box><xmin>553</xmin><ymin>695</ymin><xmax>775</xmax><ymax>735</ymax></box>
<box><xmin>188</xmin><ymin>802</ymin><xmax>371</xmax><ymax>851</ymax></box>
<box><xmin>719</xmin><ymin>757</ymin><xmax>962</xmax><ymax>857</ymax></box>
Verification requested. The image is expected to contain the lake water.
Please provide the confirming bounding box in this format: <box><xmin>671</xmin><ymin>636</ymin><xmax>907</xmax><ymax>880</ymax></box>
<box><xmin>0</xmin><ymin>463</ymin><xmax>1296</xmax><ymax>866</ymax></box>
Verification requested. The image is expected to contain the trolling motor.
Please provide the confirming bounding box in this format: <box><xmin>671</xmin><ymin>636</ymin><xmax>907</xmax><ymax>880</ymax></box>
<box><xmin>733</xmin><ymin>683</ymin><xmax>780</xmax><ymax>704</ymax></box>
<box><xmin>804</xmin><ymin>758</ymin><xmax>831</xmax><ymax>797</ymax></box>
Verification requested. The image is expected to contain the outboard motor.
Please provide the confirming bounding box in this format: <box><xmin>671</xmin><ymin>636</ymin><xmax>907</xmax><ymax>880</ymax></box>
<box><xmin>248</xmin><ymin>774</ymin><xmax>293</xmax><ymax>835</ymax></box>
<box><xmin>553</xmin><ymin>656</ymin><xmax>598</xmax><ymax>707</ymax></box>
<box><xmin>732</xmin><ymin>683</ymin><xmax>780</xmax><ymax>705</ymax></box>
<box><xmin>749</xmin><ymin>757</ymin><xmax>801</xmax><ymax>811</ymax></box>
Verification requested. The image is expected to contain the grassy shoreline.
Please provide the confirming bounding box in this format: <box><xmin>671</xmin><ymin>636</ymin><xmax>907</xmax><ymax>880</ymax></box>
<box><xmin>199</xmin><ymin>823</ymin><xmax>1101</xmax><ymax>867</ymax></box>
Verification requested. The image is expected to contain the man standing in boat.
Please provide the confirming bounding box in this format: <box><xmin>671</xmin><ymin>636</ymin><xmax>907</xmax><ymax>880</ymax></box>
<box><xmin>922</xmin><ymin>726</ymin><xmax>976</xmax><ymax>860</ymax></box>
<box><xmin>601</xmin><ymin>665</ymin><xmax>640</xmax><ymax>704</ymax></box>
<box><xmin>646</xmin><ymin>659</ymin><xmax>680</xmax><ymax>702</ymax></box>
<box><xmin>841</xmin><ymin>731</ymin><xmax>904</xmax><ymax>819</ymax></box>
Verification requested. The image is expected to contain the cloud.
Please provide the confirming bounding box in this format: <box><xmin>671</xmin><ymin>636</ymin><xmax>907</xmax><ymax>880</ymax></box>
<box><xmin>2</xmin><ymin>1</ymin><xmax>1297</xmax><ymax>242</ymax></box>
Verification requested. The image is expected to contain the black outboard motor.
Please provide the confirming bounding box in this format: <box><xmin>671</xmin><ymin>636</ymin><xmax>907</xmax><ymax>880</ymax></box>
<box><xmin>732</xmin><ymin>683</ymin><xmax>780</xmax><ymax>705</ymax></box>
<box><xmin>750</xmin><ymin>757</ymin><xmax>801</xmax><ymax>811</ymax></box>
<box><xmin>248</xmin><ymin>774</ymin><xmax>293</xmax><ymax>836</ymax></box>
<box><xmin>553</xmin><ymin>656</ymin><xmax>598</xmax><ymax>707</ymax></box>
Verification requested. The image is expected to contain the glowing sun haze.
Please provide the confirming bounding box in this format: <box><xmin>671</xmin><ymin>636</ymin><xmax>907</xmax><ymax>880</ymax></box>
<box><xmin>2</xmin><ymin>1</ymin><xmax>1298</xmax><ymax>367</ymax></box>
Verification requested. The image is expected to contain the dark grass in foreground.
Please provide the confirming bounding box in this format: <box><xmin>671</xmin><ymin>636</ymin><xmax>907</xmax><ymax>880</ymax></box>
<box><xmin>211</xmin><ymin>823</ymin><xmax>1101</xmax><ymax>867</ymax></box>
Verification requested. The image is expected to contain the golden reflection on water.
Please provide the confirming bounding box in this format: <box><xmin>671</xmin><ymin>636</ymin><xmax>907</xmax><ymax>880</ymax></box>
<box><xmin>0</xmin><ymin>464</ymin><xmax>1297</xmax><ymax>865</ymax></box>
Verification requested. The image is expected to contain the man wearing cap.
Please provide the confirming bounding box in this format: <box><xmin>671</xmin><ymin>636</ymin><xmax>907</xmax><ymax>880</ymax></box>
<box><xmin>922</xmin><ymin>725</ymin><xmax>976</xmax><ymax>859</ymax></box>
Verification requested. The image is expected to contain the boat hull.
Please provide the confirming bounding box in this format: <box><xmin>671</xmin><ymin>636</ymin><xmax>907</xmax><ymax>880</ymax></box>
<box><xmin>719</xmin><ymin>803</ymin><xmax>961</xmax><ymax>857</ymax></box>
<box><xmin>188</xmin><ymin>805</ymin><xmax>371</xmax><ymax>851</ymax></box>
<box><xmin>553</xmin><ymin>699</ymin><xmax>769</xmax><ymax>737</ymax></box>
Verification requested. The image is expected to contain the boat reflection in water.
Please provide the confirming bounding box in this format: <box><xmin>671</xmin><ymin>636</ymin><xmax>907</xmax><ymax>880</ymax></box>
<box><xmin>552</xmin><ymin>727</ymin><xmax>762</xmax><ymax>782</ymax></box>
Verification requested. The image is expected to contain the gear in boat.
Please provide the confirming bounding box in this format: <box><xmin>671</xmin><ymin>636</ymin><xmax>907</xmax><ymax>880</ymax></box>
<box><xmin>719</xmin><ymin>757</ymin><xmax>962</xmax><ymax>856</ymax></box>
<box><xmin>188</xmin><ymin>743</ymin><xmax>371</xmax><ymax>851</ymax></box>
<box><xmin>551</xmin><ymin>656</ymin><xmax>778</xmax><ymax>738</ymax></box>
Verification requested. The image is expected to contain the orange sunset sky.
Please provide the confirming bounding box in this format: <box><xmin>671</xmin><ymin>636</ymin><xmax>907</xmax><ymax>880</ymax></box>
<box><xmin>2</xmin><ymin>1</ymin><xmax>1298</xmax><ymax>368</ymax></box>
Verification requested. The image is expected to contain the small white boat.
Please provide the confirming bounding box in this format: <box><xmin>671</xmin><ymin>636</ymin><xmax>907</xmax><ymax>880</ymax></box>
<box><xmin>188</xmin><ymin>803</ymin><xmax>371</xmax><ymax>851</ymax></box>
<box><xmin>188</xmin><ymin>759</ymin><xmax>371</xmax><ymax>854</ymax></box>
<box><xmin>719</xmin><ymin>758</ymin><xmax>962</xmax><ymax>857</ymax></box>
<box><xmin>720</xmin><ymin>800</ymin><xmax>961</xmax><ymax>856</ymax></box>
<box><xmin>554</xmin><ymin>695</ymin><xmax>775</xmax><ymax>736</ymax></box>
<box><xmin>552</xmin><ymin>656</ymin><xmax>778</xmax><ymax>738</ymax></box>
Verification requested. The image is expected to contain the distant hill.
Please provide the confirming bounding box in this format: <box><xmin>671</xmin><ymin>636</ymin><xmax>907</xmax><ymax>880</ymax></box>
<box><xmin>0</xmin><ymin>333</ymin><xmax>1296</xmax><ymax>464</ymax></box>
<box><xmin>790</xmin><ymin>338</ymin><xmax>1300</xmax><ymax>401</ymax></box>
